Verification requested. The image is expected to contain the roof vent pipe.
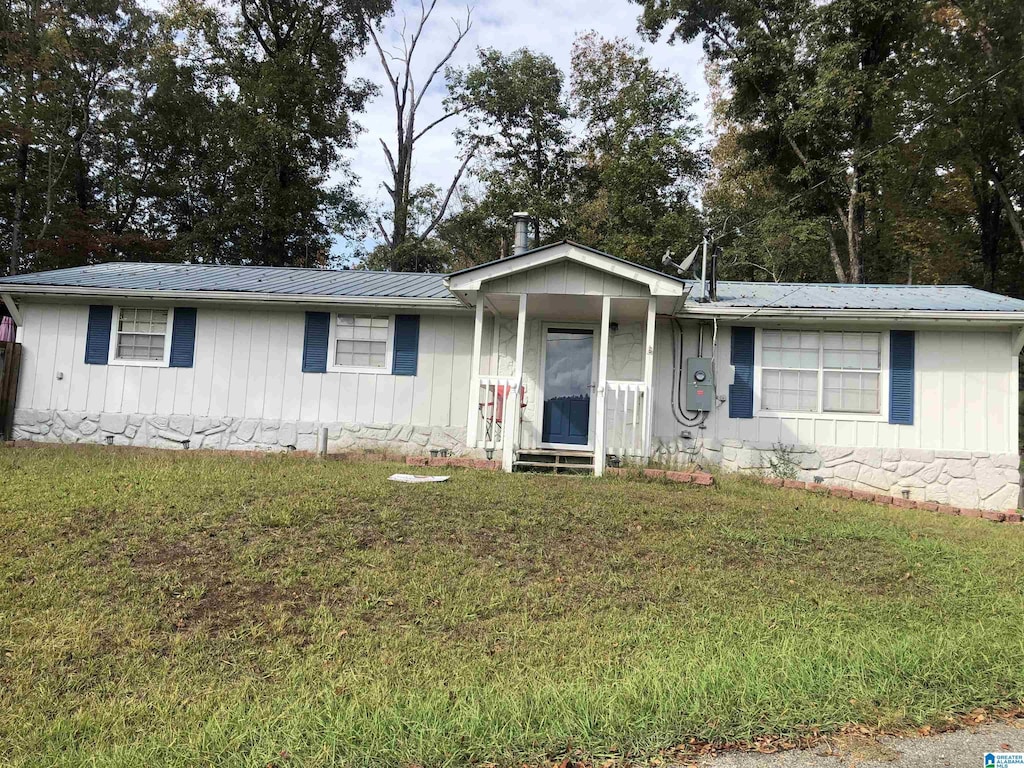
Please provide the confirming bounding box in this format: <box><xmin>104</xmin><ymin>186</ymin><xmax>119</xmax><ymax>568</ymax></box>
<box><xmin>512</xmin><ymin>212</ymin><xmax>531</xmax><ymax>257</ymax></box>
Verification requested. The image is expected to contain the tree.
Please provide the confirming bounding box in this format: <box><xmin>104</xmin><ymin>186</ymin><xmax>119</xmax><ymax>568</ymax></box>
<box><xmin>906</xmin><ymin>0</ymin><xmax>1024</xmax><ymax>292</ymax></box>
<box><xmin>177</xmin><ymin>0</ymin><xmax>388</xmax><ymax>266</ymax></box>
<box><xmin>566</xmin><ymin>32</ymin><xmax>705</xmax><ymax>270</ymax></box>
<box><xmin>365</xmin><ymin>0</ymin><xmax>476</xmax><ymax>271</ymax></box>
<box><xmin>446</xmin><ymin>47</ymin><xmax>570</xmax><ymax>251</ymax></box>
<box><xmin>1</xmin><ymin>0</ymin><xmax>161</xmax><ymax>274</ymax></box>
<box><xmin>702</xmin><ymin>126</ymin><xmax>833</xmax><ymax>283</ymax></box>
<box><xmin>634</xmin><ymin>0</ymin><xmax>922</xmax><ymax>282</ymax></box>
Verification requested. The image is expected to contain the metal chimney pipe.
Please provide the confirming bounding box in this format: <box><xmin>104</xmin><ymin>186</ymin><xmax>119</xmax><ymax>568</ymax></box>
<box><xmin>512</xmin><ymin>212</ymin><xmax>531</xmax><ymax>256</ymax></box>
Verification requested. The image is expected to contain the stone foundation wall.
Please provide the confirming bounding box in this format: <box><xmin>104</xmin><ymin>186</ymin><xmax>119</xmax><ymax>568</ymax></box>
<box><xmin>12</xmin><ymin>409</ymin><xmax>473</xmax><ymax>457</ymax></box>
<box><xmin>653</xmin><ymin>437</ymin><xmax>1021</xmax><ymax>511</ymax></box>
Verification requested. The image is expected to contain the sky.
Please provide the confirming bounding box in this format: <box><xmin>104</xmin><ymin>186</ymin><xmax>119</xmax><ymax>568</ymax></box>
<box><xmin>341</xmin><ymin>0</ymin><xmax>710</xmax><ymax>255</ymax></box>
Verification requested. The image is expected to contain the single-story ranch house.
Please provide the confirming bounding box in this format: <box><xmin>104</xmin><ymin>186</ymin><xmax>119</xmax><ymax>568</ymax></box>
<box><xmin>2</xmin><ymin>238</ymin><xmax>1023</xmax><ymax>510</ymax></box>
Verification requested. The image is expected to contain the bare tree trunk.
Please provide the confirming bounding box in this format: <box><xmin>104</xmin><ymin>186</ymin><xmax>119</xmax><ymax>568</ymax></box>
<box><xmin>367</xmin><ymin>2</ymin><xmax>476</xmax><ymax>269</ymax></box>
<box><xmin>989</xmin><ymin>163</ymin><xmax>1024</xmax><ymax>258</ymax></box>
<box><xmin>826</xmin><ymin>228</ymin><xmax>847</xmax><ymax>283</ymax></box>
<box><xmin>10</xmin><ymin>141</ymin><xmax>29</xmax><ymax>275</ymax></box>
<box><xmin>972</xmin><ymin>169</ymin><xmax>1003</xmax><ymax>291</ymax></box>
<box><xmin>845</xmin><ymin>174</ymin><xmax>863</xmax><ymax>283</ymax></box>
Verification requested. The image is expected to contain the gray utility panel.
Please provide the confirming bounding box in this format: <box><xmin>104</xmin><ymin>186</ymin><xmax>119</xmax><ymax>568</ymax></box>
<box><xmin>686</xmin><ymin>357</ymin><xmax>715</xmax><ymax>412</ymax></box>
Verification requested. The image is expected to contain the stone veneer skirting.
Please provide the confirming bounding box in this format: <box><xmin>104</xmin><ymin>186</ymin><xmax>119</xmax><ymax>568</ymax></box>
<box><xmin>652</xmin><ymin>436</ymin><xmax>1021</xmax><ymax>511</ymax></box>
<box><xmin>11</xmin><ymin>409</ymin><xmax>1022</xmax><ymax>511</ymax></box>
<box><xmin>12</xmin><ymin>409</ymin><xmax>472</xmax><ymax>456</ymax></box>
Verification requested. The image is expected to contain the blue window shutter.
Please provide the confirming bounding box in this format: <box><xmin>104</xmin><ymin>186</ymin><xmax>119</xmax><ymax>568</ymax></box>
<box><xmin>889</xmin><ymin>330</ymin><xmax>915</xmax><ymax>425</ymax></box>
<box><xmin>392</xmin><ymin>315</ymin><xmax>420</xmax><ymax>376</ymax></box>
<box><xmin>302</xmin><ymin>311</ymin><xmax>330</xmax><ymax>373</ymax></box>
<box><xmin>728</xmin><ymin>326</ymin><xmax>755</xmax><ymax>419</ymax></box>
<box><xmin>84</xmin><ymin>305</ymin><xmax>113</xmax><ymax>365</ymax></box>
<box><xmin>169</xmin><ymin>307</ymin><xmax>197</xmax><ymax>367</ymax></box>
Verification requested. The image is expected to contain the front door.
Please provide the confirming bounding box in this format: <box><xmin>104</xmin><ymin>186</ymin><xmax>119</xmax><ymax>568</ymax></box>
<box><xmin>541</xmin><ymin>328</ymin><xmax>594</xmax><ymax>446</ymax></box>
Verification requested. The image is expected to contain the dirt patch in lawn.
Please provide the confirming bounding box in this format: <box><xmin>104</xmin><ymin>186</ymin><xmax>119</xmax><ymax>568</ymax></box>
<box><xmin>129</xmin><ymin>533</ymin><xmax>325</xmax><ymax>636</ymax></box>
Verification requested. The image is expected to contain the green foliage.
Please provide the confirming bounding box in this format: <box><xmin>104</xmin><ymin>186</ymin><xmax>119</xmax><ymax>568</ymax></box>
<box><xmin>0</xmin><ymin>0</ymin><xmax>388</xmax><ymax>274</ymax></box>
<box><xmin>441</xmin><ymin>48</ymin><xmax>572</xmax><ymax>261</ymax></box>
<box><xmin>3</xmin><ymin>446</ymin><xmax>1024</xmax><ymax>766</ymax></box>
<box><xmin>439</xmin><ymin>34</ymin><xmax>706</xmax><ymax>270</ymax></box>
<box><xmin>635</xmin><ymin>0</ymin><xmax>1024</xmax><ymax>291</ymax></box>
<box><xmin>567</xmin><ymin>32</ymin><xmax>706</xmax><ymax>270</ymax></box>
<box><xmin>765</xmin><ymin>442</ymin><xmax>800</xmax><ymax>480</ymax></box>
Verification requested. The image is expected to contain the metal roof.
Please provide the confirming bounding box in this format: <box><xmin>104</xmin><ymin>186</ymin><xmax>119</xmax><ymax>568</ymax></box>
<box><xmin>2</xmin><ymin>262</ymin><xmax>1023</xmax><ymax>314</ymax></box>
<box><xmin>686</xmin><ymin>281</ymin><xmax>1024</xmax><ymax>312</ymax></box>
<box><xmin>0</xmin><ymin>262</ymin><xmax>452</xmax><ymax>300</ymax></box>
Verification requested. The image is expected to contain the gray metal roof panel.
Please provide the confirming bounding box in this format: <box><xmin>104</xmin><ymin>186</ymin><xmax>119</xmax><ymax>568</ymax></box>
<box><xmin>0</xmin><ymin>262</ymin><xmax>454</xmax><ymax>300</ymax></box>
<box><xmin>3</xmin><ymin>262</ymin><xmax>1024</xmax><ymax>313</ymax></box>
<box><xmin>687</xmin><ymin>280</ymin><xmax>1024</xmax><ymax>312</ymax></box>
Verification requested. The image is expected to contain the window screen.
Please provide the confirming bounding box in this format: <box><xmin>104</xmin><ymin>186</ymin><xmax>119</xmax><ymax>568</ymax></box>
<box><xmin>822</xmin><ymin>332</ymin><xmax>881</xmax><ymax>413</ymax></box>
<box><xmin>335</xmin><ymin>315</ymin><xmax>390</xmax><ymax>369</ymax></box>
<box><xmin>115</xmin><ymin>308</ymin><xmax>169</xmax><ymax>361</ymax></box>
<box><xmin>760</xmin><ymin>330</ymin><xmax>819</xmax><ymax>412</ymax></box>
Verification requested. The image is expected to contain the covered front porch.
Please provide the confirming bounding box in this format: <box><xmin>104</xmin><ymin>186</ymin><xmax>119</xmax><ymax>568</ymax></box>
<box><xmin>445</xmin><ymin>241</ymin><xmax>688</xmax><ymax>475</ymax></box>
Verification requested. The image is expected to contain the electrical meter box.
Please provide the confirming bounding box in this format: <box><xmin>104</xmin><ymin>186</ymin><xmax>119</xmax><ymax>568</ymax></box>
<box><xmin>686</xmin><ymin>357</ymin><xmax>715</xmax><ymax>412</ymax></box>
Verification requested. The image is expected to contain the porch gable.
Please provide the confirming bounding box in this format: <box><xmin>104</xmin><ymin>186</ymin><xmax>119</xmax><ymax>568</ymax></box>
<box><xmin>444</xmin><ymin>241</ymin><xmax>687</xmax><ymax>300</ymax></box>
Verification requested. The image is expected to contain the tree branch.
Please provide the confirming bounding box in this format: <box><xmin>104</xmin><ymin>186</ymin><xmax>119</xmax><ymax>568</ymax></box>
<box><xmin>413</xmin><ymin>5</ymin><xmax>472</xmax><ymax>113</ymax></box>
<box><xmin>416</xmin><ymin>140</ymin><xmax>479</xmax><ymax>241</ymax></box>
<box><xmin>412</xmin><ymin>106</ymin><xmax>467</xmax><ymax>143</ymax></box>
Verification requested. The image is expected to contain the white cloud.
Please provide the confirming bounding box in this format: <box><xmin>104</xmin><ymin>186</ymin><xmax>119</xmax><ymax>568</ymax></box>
<box><xmin>340</xmin><ymin>0</ymin><xmax>708</xmax><ymax>255</ymax></box>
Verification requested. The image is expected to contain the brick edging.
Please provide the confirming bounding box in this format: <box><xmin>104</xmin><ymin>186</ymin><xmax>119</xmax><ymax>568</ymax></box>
<box><xmin>405</xmin><ymin>456</ymin><xmax>500</xmax><ymax>470</ymax></box>
<box><xmin>760</xmin><ymin>476</ymin><xmax>1023</xmax><ymax>525</ymax></box>
<box><xmin>608</xmin><ymin>467</ymin><xmax>715</xmax><ymax>486</ymax></box>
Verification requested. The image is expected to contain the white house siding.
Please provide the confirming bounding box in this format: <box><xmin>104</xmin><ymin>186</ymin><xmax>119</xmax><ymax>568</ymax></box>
<box><xmin>10</xmin><ymin>299</ymin><xmax>1022</xmax><ymax>509</ymax></box>
<box><xmin>650</xmin><ymin>320</ymin><xmax>1021</xmax><ymax>510</ymax></box>
<box><xmin>481</xmin><ymin>261</ymin><xmax>649</xmax><ymax>297</ymax></box>
<box><xmin>13</xmin><ymin>301</ymin><xmax>475</xmax><ymax>454</ymax></box>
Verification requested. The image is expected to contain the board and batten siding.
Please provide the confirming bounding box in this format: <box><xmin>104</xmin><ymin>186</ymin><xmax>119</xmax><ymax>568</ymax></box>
<box><xmin>15</xmin><ymin>302</ymin><xmax>473</xmax><ymax>429</ymax></box>
<box><xmin>651</xmin><ymin>320</ymin><xmax>1019</xmax><ymax>454</ymax></box>
<box><xmin>481</xmin><ymin>261</ymin><xmax>649</xmax><ymax>297</ymax></box>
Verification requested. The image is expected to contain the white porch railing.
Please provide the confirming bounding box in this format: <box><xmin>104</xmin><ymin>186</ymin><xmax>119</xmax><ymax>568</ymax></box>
<box><xmin>473</xmin><ymin>375</ymin><xmax>523</xmax><ymax>457</ymax></box>
<box><xmin>605</xmin><ymin>380</ymin><xmax>647</xmax><ymax>458</ymax></box>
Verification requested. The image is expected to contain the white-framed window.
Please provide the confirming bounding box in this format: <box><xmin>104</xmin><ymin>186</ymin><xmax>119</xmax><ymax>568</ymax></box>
<box><xmin>109</xmin><ymin>306</ymin><xmax>173</xmax><ymax>366</ymax></box>
<box><xmin>329</xmin><ymin>313</ymin><xmax>394</xmax><ymax>373</ymax></box>
<box><xmin>761</xmin><ymin>330</ymin><xmax>820</xmax><ymax>412</ymax></box>
<box><xmin>758</xmin><ymin>329</ymin><xmax>883</xmax><ymax>416</ymax></box>
<box><xmin>822</xmin><ymin>332</ymin><xmax>881</xmax><ymax>413</ymax></box>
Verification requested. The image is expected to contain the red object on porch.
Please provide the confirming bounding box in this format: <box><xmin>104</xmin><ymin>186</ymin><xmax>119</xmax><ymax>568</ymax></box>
<box><xmin>481</xmin><ymin>384</ymin><xmax>527</xmax><ymax>423</ymax></box>
<box><xmin>0</xmin><ymin>316</ymin><xmax>13</xmax><ymax>343</ymax></box>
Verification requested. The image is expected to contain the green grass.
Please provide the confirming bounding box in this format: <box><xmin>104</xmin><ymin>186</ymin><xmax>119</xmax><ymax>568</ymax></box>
<box><xmin>1</xmin><ymin>445</ymin><xmax>1023</xmax><ymax>767</ymax></box>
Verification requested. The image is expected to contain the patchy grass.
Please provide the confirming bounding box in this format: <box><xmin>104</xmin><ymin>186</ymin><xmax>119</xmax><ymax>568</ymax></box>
<box><xmin>1</xmin><ymin>445</ymin><xmax>1023</xmax><ymax>767</ymax></box>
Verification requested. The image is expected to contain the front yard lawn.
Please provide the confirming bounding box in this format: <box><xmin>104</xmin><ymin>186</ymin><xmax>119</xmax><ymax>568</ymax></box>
<box><xmin>2</xmin><ymin>446</ymin><xmax>1023</xmax><ymax>767</ymax></box>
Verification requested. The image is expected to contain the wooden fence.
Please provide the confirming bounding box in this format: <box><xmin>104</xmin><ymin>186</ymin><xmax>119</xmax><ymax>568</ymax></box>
<box><xmin>0</xmin><ymin>342</ymin><xmax>22</xmax><ymax>441</ymax></box>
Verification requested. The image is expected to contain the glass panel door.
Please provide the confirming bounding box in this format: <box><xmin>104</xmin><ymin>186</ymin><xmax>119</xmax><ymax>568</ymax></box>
<box><xmin>541</xmin><ymin>329</ymin><xmax>594</xmax><ymax>446</ymax></box>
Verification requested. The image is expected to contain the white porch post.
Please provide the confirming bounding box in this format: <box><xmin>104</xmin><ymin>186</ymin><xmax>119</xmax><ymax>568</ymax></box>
<box><xmin>594</xmin><ymin>295</ymin><xmax>611</xmax><ymax>476</ymax></box>
<box><xmin>502</xmin><ymin>293</ymin><xmax>528</xmax><ymax>472</ymax></box>
<box><xmin>642</xmin><ymin>295</ymin><xmax>656</xmax><ymax>460</ymax></box>
<box><xmin>466</xmin><ymin>296</ymin><xmax>485</xmax><ymax>449</ymax></box>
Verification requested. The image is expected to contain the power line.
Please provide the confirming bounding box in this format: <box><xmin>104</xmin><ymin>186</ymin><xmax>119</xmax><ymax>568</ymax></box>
<box><xmin>711</xmin><ymin>51</ymin><xmax>1024</xmax><ymax>243</ymax></box>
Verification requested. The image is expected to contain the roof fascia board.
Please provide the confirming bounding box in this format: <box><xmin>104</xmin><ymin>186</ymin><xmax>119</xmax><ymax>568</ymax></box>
<box><xmin>679</xmin><ymin>304</ymin><xmax>1024</xmax><ymax>323</ymax></box>
<box><xmin>445</xmin><ymin>244</ymin><xmax>685</xmax><ymax>296</ymax></box>
<box><xmin>0</xmin><ymin>284</ymin><xmax>465</xmax><ymax>310</ymax></box>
